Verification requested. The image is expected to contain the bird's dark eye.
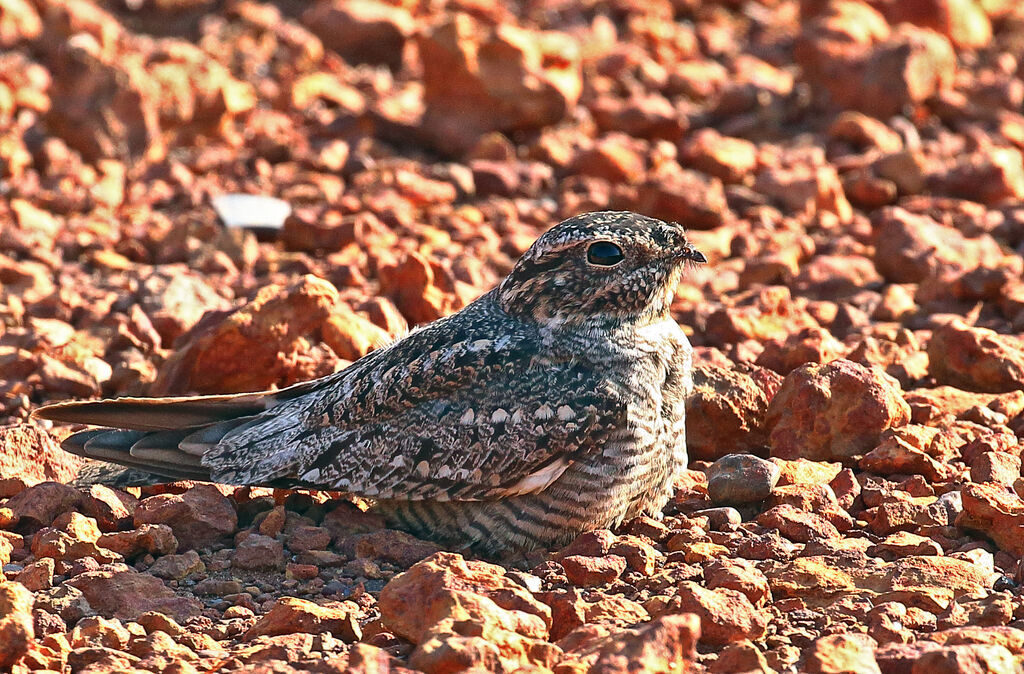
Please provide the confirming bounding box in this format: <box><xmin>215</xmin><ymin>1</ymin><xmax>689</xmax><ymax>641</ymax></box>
<box><xmin>586</xmin><ymin>241</ymin><xmax>624</xmax><ymax>266</ymax></box>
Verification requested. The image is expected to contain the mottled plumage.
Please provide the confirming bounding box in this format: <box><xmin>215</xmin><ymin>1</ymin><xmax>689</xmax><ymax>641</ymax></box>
<box><xmin>34</xmin><ymin>211</ymin><xmax>705</xmax><ymax>556</ymax></box>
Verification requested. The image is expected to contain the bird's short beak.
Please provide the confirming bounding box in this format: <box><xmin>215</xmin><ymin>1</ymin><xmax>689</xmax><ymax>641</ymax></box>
<box><xmin>681</xmin><ymin>243</ymin><xmax>707</xmax><ymax>264</ymax></box>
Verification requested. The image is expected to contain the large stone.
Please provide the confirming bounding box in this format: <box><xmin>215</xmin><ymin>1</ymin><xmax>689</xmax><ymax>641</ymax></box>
<box><xmin>767</xmin><ymin>554</ymin><xmax>992</xmax><ymax>612</ymax></box>
<box><xmin>686</xmin><ymin>364</ymin><xmax>781</xmax><ymax>461</ymax></box>
<box><xmin>675</xmin><ymin>582</ymin><xmax>769</xmax><ymax>646</ymax></box>
<box><xmin>707</xmin><ymin>454</ymin><xmax>781</xmax><ymax>505</ymax></box>
<box><xmin>5</xmin><ymin>481</ymin><xmax>83</xmax><ymax>528</ymax></box>
<box><xmin>957</xmin><ymin>483</ymin><xmax>1024</xmax><ymax>556</ymax></box>
<box><xmin>804</xmin><ymin>633</ymin><xmax>881</xmax><ymax>674</ymax></box>
<box><xmin>301</xmin><ymin>0</ymin><xmax>413</xmax><ymax>70</ymax></box>
<box><xmin>767</xmin><ymin>360</ymin><xmax>911</xmax><ymax>462</ymax></box>
<box><xmin>379</xmin><ymin>552</ymin><xmax>551</xmax><ymax>643</ymax></box>
<box><xmin>67</xmin><ymin>564</ymin><xmax>201</xmax><ymax>621</ymax></box>
<box><xmin>927</xmin><ymin>321</ymin><xmax>1024</xmax><ymax>394</ymax></box>
<box><xmin>152</xmin><ymin>275</ymin><xmax>339</xmax><ymax>394</ymax></box>
<box><xmin>872</xmin><ymin>207</ymin><xmax>1005</xmax><ymax>284</ymax></box>
<box><xmin>133</xmin><ymin>484</ymin><xmax>237</xmax><ymax>551</ymax></box>
<box><xmin>0</xmin><ymin>424</ymin><xmax>84</xmax><ymax>486</ymax></box>
<box><xmin>244</xmin><ymin>596</ymin><xmax>360</xmax><ymax>642</ymax></box>
<box><xmin>414</xmin><ymin>14</ymin><xmax>581</xmax><ymax>155</ymax></box>
<box><xmin>0</xmin><ymin>582</ymin><xmax>33</xmax><ymax>670</ymax></box>
<box><xmin>557</xmin><ymin>614</ymin><xmax>700</xmax><ymax>674</ymax></box>
<box><xmin>380</xmin><ymin>552</ymin><xmax>556</xmax><ymax>672</ymax></box>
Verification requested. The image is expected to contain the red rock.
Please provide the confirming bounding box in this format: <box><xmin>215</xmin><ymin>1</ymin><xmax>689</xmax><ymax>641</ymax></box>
<box><xmin>589</xmin><ymin>92</ymin><xmax>686</xmax><ymax>141</ymax></box>
<box><xmin>572</xmin><ymin>134</ymin><xmax>646</xmax><ymax>184</ymax></box>
<box><xmin>704</xmin><ymin>559</ymin><xmax>771</xmax><ymax>607</ymax></box>
<box><xmin>285</xmin><ymin>525</ymin><xmax>331</xmax><ymax>553</ymax></box>
<box><xmin>380</xmin><ymin>552</ymin><xmax>550</xmax><ymax>643</ymax></box>
<box><xmin>911</xmin><ymin>644</ymin><xmax>1016</xmax><ymax>674</ymax></box>
<box><xmin>680</xmin><ymin>128</ymin><xmax>758</xmax><ymax>183</ymax></box>
<box><xmin>686</xmin><ymin>363</ymin><xmax>781</xmax><ymax>461</ymax></box>
<box><xmin>0</xmin><ymin>581</ymin><xmax>33</xmax><ymax>669</ymax></box>
<box><xmin>559</xmin><ymin>555</ymin><xmax>626</xmax><ymax>586</ymax></box>
<box><xmin>769</xmin><ymin>484</ymin><xmax>854</xmax><ymax>531</ymax></box>
<box><xmin>957</xmin><ymin>483</ymin><xmax>1024</xmax><ymax>556</ymax></box>
<box><xmin>0</xmin><ymin>0</ymin><xmax>41</xmax><ymax>48</ymax></box>
<box><xmin>636</xmin><ymin>168</ymin><xmax>729</xmax><ymax>230</ymax></box>
<box><xmin>970</xmin><ymin>451</ymin><xmax>1021</xmax><ymax>486</ymax></box>
<box><xmin>560</xmin><ymin>614</ymin><xmax>700</xmax><ymax>674</ymax></box>
<box><xmin>754</xmin><ymin>164</ymin><xmax>853</xmax><ymax>222</ymax></box>
<box><xmin>152</xmin><ymin>275</ymin><xmax>340</xmax><ymax>394</ymax></box>
<box><xmin>767</xmin><ymin>359</ymin><xmax>911</xmax><ymax>462</ymax></box>
<box><xmin>805</xmin><ymin>21</ymin><xmax>955</xmax><ymax>119</ymax></box>
<box><xmin>46</xmin><ymin>37</ymin><xmax>162</xmax><ymax>163</ymax></box>
<box><xmin>414</xmin><ymin>14</ymin><xmax>582</xmax><ymax>154</ymax></box>
<box><xmin>69</xmin><ymin>614</ymin><xmax>130</xmax><ymax>650</ymax></box>
<box><xmin>868</xmin><ymin>532</ymin><xmax>944</xmax><ymax>561</ymax></box>
<box><xmin>804</xmin><ymin>632</ymin><xmax>880</xmax><ymax>674</ymax></box>
<box><xmin>756</xmin><ymin>504</ymin><xmax>841</xmax><ymax>542</ymax></box>
<box><xmin>872</xmin><ymin>208</ymin><xmax>1005</xmax><ymax>284</ymax></box>
<box><xmin>768</xmin><ymin>555</ymin><xmax>991</xmax><ymax>613</ymax></box>
<box><xmin>16</xmin><ymin>557</ymin><xmax>55</xmax><ymax>591</ymax></box>
<box><xmin>5</xmin><ymin>481</ymin><xmax>83</xmax><ymax>528</ymax></box>
<box><xmin>876</xmin><ymin>641</ymin><xmax>942</xmax><ymax>672</ymax></box>
<box><xmin>244</xmin><ymin>596</ymin><xmax>361</xmax><ymax>642</ymax></box>
<box><xmin>301</xmin><ymin>0</ymin><xmax>413</xmax><ymax>70</ymax></box>
<box><xmin>871</xmin><ymin>496</ymin><xmax>953</xmax><ymax>536</ymax></box>
<box><xmin>878</xmin><ymin>0</ymin><xmax>991</xmax><ymax>49</ymax></box>
<box><xmin>79</xmin><ymin>484</ymin><xmax>136</xmax><ymax>532</ymax></box>
<box><xmin>940</xmin><ymin>147</ymin><xmax>1024</xmax><ymax>204</ymax></box>
<box><xmin>828</xmin><ymin>111</ymin><xmax>903</xmax><ymax>153</ymax></box>
<box><xmin>755</xmin><ymin>326</ymin><xmax>847</xmax><ymax>375</ymax></box>
<box><xmin>133</xmin><ymin>485</ymin><xmax>237</xmax><ymax>551</ymax></box>
<box><xmin>704</xmin><ymin>286</ymin><xmax>820</xmax><ymax>345</ymax></box>
<box><xmin>66</xmin><ymin>564</ymin><xmax>201</xmax><ymax>621</ymax></box>
<box><xmin>675</xmin><ymin>581</ymin><xmax>768</xmax><ymax>646</ymax></box>
<box><xmin>147</xmin><ymin>549</ymin><xmax>204</xmax><ymax>579</ymax></box>
<box><xmin>97</xmin><ymin>524</ymin><xmax>177</xmax><ymax>558</ymax></box>
<box><xmin>378</xmin><ymin>252</ymin><xmax>463</xmax><ymax>326</ymax></box>
<box><xmin>859</xmin><ymin>429</ymin><xmax>955</xmax><ymax>482</ymax></box>
<box><xmin>0</xmin><ymin>424</ymin><xmax>83</xmax><ymax>487</ymax></box>
<box><xmin>138</xmin><ymin>272</ymin><xmax>231</xmax><ymax>347</ymax></box>
<box><xmin>31</xmin><ymin>512</ymin><xmax>119</xmax><ymax>564</ymax></box>
<box><xmin>771</xmin><ymin>458</ymin><xmax>844</xmax><ymax>487</ymax></box>
<box><xmin>321</xmin><ymin>308</ymin><xmax>392</xmax><ymax>362</ymax></box>
<box><xmin>232</xmin><ymin>533</ymin><xmax>284</xmax><ymax>570</ymax></box>
<box><xmin>350</xmin><ymin>529</ymin><xmax>443</xmax><ymax>568</ymax></box>
<box><xmin>927</xmin><ymin>321</ymin><xmax>1024</xmax><ymax>394</ymax></box>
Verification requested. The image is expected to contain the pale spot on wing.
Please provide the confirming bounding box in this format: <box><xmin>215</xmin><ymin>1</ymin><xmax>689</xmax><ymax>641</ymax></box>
<box><xmin>557</xmin><ymin>404</ymin><xmax>574</xmax><ymax>420</ymax></box>
<box><xmin>504</xmin><ymin>458</ymin><xmax>571</xmax><ymax>495</ymax></box>
<box><xmin>460</xmin><ymin>408</ymin><xmax>475</xmax><ymax>424</ymax></box>
<box><xmin>491</xmin><ymin>409</ymin><xmax>509</xmax><ymax>423</ymax></box>
<box><xmin>415</xmin><ymin>460</ymin><xmax>430</xmax><ymax>477</ymax></box>
<box><xmin>535</xmin><ymin>403</ymin><xmax>554</xmax><ymax>420</ymax></box>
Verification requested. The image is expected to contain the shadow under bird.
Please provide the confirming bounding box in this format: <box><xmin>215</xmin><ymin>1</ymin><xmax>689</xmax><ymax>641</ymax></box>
<box><xmin>34</xmin><ymin>210</ymin><xmax>707</xmax><ymax>557</ymax></box>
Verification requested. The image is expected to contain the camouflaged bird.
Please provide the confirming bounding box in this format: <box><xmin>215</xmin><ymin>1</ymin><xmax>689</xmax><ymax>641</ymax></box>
<box><xmin>34</xmin><ymin>211</ymin><xmax>706</xmax><ymax>556</ymax></box>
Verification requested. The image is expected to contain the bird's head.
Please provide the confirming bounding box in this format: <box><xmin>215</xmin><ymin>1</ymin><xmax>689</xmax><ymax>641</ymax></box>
<box><xmin>497</xmin><ymin>211</ymin><xmax>706</xmax><ymax>328</ymax></box>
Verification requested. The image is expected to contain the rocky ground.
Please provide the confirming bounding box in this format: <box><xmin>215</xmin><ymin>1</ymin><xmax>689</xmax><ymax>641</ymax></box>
<box><xmin>2</xmin><ymin>0</ymin><xmax>1024</xmax><ymax>672</ymax></box>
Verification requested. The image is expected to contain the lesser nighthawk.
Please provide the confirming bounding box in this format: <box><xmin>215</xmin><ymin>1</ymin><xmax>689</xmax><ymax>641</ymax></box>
<box><xmin>35</xmin><ymin>211</ymin><xmax>706</xmax><ymax>555</ymax></box>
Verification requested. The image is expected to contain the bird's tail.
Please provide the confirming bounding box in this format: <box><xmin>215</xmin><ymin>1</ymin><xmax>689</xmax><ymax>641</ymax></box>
<box><xmin>32</xmin><ymin>385</ymin><xmax>313</xmax><ymax>484</ymax></box>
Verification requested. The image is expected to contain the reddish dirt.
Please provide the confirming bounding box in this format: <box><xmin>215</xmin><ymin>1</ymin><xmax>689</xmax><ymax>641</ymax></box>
<box><xmin>2</xmin><ymin>0</ymin><xmax>1024</xmax><ymax>672</ymax></box>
